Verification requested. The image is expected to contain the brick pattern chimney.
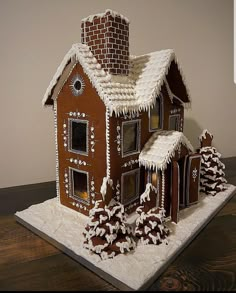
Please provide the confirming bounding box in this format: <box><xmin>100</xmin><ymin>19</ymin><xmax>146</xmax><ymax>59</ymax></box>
<box><xmin>81</xmin><ymin>10</ymin><xmax>129</xmax><ymax>76</ymax></box>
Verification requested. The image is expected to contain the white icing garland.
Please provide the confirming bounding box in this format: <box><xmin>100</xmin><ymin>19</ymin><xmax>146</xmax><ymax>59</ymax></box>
<box><xmin>53</xmin><ymin>101</ymin><xmax>60</xmax><ymax>202</ymax></box>
<box><xmin>161</xmin><ymin>171</ymin><xmax>165</xmax><ymax>208</ymax></box>
<box><xmin>106</xmin><ymin>107</ymin><xmax>111</xmax><ymax>178</ymax></box>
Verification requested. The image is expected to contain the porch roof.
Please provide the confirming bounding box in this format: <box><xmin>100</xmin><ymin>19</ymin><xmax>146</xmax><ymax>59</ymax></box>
<box><xmin>139</xmin><ymin>130</ymin><xmax>194</xmax><ymax>171</ymax></box>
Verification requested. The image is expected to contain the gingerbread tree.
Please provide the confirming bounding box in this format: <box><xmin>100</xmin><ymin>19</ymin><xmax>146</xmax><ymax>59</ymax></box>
<box><xmin>83</xmin><ymin>200</ymin><xmax>136</xmax><ymax>260</ymax></box>
<box><xmin>199</xmin><ymin>129</ymin><xmax>227</xmax><ymax>196</ymax></box>
<box><xmin>134</xmin><ymin>184</ymin><xmax>169</xmax><ymax>245</ymax></box>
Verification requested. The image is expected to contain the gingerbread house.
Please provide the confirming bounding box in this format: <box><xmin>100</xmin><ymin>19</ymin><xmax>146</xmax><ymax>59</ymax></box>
<box><xmin>43</xmin><ymin>9</ymin><xmax>201</xmax><ymax>223</ymax></box>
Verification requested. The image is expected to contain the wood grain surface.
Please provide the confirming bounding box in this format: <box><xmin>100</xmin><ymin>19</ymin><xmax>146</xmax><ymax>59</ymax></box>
<box><xmin>0</xmin><ymin>158</ymin><xmax>235</xmax><ymax>291</ymax></box>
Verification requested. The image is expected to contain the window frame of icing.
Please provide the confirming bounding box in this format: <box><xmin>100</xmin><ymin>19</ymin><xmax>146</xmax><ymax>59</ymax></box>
<box><xmin>68</xmin><ymin>118</ymin><xmax>89</xmax><ymax>156</ymax></box>
<box><xmin>168</xmin><ymin>114</ymin><xmax>181</xmax><ymax>131</ymax></box>
<box><xmin>69</xmin><ymin>167</ymin><xmax>90</xmax><ymax>205</ymax></box>
<box><xmin>149</xmin><ymin>94</ymin><xmax>163</xmax><ymax>132</ymax></box>
<box><xmin>121</xmin><ymin>119</ymin><xmax>141</xmax><ymax>158</ymax></box>
<box><xmin>121</xmin><ymin>168</ymin><xmax>140</xmax><ymax>206</ymax></box>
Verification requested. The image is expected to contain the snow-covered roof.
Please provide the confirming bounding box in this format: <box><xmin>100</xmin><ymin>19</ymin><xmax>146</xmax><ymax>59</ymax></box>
<box><xmin>139</xmin><ymin>130</ymin><xmax>194</xmax><ymax>171</ymax></box>
<box><xmin>43</xmin><ymin>43</ymin><xmax>191</xmax><ymax>115</ymax></box>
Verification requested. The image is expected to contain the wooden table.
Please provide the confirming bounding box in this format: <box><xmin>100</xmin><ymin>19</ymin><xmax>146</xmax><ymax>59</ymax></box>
<box><xmin>0</xmin><ymin>158</ymin><xmax>236</xmax><ymax>291</ymax></box>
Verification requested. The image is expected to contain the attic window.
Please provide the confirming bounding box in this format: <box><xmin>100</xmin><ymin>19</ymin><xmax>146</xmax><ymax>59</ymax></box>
<box><xmin>149</xmin><ymin>95</ymin><xmax>162</xmax><ymax>131</ymax></box>
<box><xmin>122</xmin><ymin>120</ymin><xmax>140</xmax><ymax>157</ymax></box>
<box><xmin>70</xmin><ymin>74</ymin><xmax>85</xmax><ymax>96</ymax></box>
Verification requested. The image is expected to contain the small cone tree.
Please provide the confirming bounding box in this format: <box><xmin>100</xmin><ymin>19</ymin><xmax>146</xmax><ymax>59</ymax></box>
<box><xmin>199</xmin><ymin>130</ymin><xmax>227</xmax><ymax>196</ymax></box>
<box><xmin>134</xmin><ymin>183</ymin><xmax>169</xmax><ymax>245</ymax></box>
<box><xmin>83</xmin><ymin>199</ymin><xmax>136</xmax><ymax>260</ymax></box>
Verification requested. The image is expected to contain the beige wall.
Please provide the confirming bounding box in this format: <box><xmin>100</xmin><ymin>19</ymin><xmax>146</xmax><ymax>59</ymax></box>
<box><xmin>0</xmin><ymin>0</ymin><xmax>235</xmax><ymax>188</ymax></box>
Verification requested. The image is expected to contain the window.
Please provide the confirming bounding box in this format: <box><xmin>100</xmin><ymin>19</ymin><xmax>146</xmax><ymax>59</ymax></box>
<box><xmin>148</xmin><ymin>170</ymin><xmax>159</xmax><ymax>187</ymax></box>
<box><xmin>69</xmin><ymin>119</ymin><xmax>88</xmax><ymax>154</ymax></box>
<box><xmin>147</xmin><ymin>170</ymin><xmax>159</xmax><ymax>206</ymax></box>
<box><xmin>169</xmin><ymin>115</ymin><xmax>180</xmax><ymax>131</ymax></box>
<box><xmin>122</xmin><ymin>120</ymin><xmax>140</xmax><ymax>157</ymax></box>
<box><xmin>149</xmin><ymin>95</ymin><xmax>162</xmax><ymax>131</ymax></box>
<box><xmin>70</xmin><ymin>74</ymin><xmax>85</xmax><ymax>96</ymax></box>
<box><xmin>71</xmin><ymin>169</ymin><xmax>89</xmax><ymax>203</ymax></box>
<box><xmin>121</xmin><ymin>169</ymin><xmax>140</xmax><ymax>205</ymax></box>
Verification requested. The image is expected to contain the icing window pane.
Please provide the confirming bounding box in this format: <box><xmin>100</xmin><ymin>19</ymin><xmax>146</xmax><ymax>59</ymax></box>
<box><xmin>122</xmin><ymin>169</ymin><xmax>140</xmax><ymax>205</ymax></box>
<box><xmin>70</xmin><ymin>120</ymin><xmax>88</xmax><ymax>154</ymax></box>
<box><xmin>72</xmin><ymin>170</ymin><xmax>89</xmax><ymax>202</ymax></box>
<box><xmin>150</xmin><ymin>96</ymin><xmax>161</xmax><ymax>130</ymax></box>
<box><xmin>122</xmin><ymin>120</ymin><xmax>140</xmax><ymax>156</ymax></box>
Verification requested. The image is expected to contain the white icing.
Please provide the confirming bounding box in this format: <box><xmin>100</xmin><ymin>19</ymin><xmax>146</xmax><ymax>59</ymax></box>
<box><xmin>144</xmin><ymin>226</ymin><xmax>151</xmax><ymax>234</ymax></box>
<box><xmin>99</xmin><ymin>214</ymin><xmax>108</xmax><ymax>224</ymax></box>
<box><xmin>140</xmin><ymin>183</ymin><xmax>155</xmax><ymax>204</ymax></box>
<box><xmin>116</xmin><ymin>236</ymin><xmax>135</xmax><ymax>253</ymax></box>
<box><xmin>42</xmin><ymin>44</ymin><xmax>190</xmax><ymax>115</ymax></box>
<box><xmin>53</xmin><ymin>101</ymin><xmax>60</xmax><ymax>202</ymax></box>
<box><xmin>105</xmin><ymin>108</ymin><xmax>111</xmax><ymax>178</ymax></box>
<box><xmin>139</xmin><ymin>130</ymin><xmax>194</xmax><ymax>171</ymax></box>
<box><xmin>100</xmin><ymin>177</ymin><xmax>113</xmax><ymax>201</ymax></box>
<box><xmin>95</xmin><ymin>227</ymin><xmax>106</xmax><ymax>237</ymax></box>
<box><xmin>106</xmin><ymin>222</ymin><xmax>120</xmax><ymax>234</ymax></box>
<box><xmin>105</xmin><ymin>233</ymin><xmax>118</xmax><ymax>244</ymax></box>
<box><xmin>81</xmin><ymin>9</ymin><xmax>130</xmax><ymax>24</ymax></box>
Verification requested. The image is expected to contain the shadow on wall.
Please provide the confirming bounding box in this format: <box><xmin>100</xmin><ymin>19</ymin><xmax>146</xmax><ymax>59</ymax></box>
<box><xmin>183</xmin><ymin>117</ymin><xmax>203</xmax><ymax>152</ymax></box>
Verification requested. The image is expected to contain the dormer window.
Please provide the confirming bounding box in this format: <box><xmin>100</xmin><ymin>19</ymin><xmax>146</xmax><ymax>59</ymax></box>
<box><xmin>149</xmin><ymin>95</ymin><xmax>162</xmax><ymax>131</ymax></box>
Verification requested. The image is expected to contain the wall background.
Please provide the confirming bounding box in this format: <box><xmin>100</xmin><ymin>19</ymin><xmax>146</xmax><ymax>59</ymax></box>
<box><xmin>0</xmin><ymin>0</ymin><xmax>235</xmax><ymax>188</ymax></box>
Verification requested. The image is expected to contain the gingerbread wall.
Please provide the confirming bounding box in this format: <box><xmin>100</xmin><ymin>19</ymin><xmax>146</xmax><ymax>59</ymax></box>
<box><xmin>56</xmin><ymin>63</ymin><xmax>107</xmax><ymax>216</ymax></box>
<box><xmin>108</xmin><ymin>83</ymin><xmax>185</xmax><ymax>214</ymax></box>
<box><xmin>81</xmin><ymin>11</ymin><xmax>129</xmax><ymax>75</ymax></box>
<box><xmin>56</xmin><ymin>60</ymin><xmax>185</xmax><ymax>215</ymax></box>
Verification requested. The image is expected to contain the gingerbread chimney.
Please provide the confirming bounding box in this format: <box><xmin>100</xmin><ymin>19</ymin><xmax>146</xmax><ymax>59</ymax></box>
<box><xmin>81</xmin><ymin>9</ymin><xmax>130</xmax><ymax>76</ymax></box>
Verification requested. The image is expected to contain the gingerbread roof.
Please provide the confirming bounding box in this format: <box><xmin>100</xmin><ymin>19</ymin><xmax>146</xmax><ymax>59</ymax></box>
<box><xmin>43</xmin><ymin>43</ymin><xmax>191</xmax><ymax>115</ymax></box>
<box><xmin>139</xmin><ymin>130</ymin><xmax>194</xmax><ymax>171</ymax></box>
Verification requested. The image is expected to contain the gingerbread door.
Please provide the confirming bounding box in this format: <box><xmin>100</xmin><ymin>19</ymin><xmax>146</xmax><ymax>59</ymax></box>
<box><xmin>185</xmin><ymin>154</ymin><xmax>201</xmax><ymax>206</ymax></box>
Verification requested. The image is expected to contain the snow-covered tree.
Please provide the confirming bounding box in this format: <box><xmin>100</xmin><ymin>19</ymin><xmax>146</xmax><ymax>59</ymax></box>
<box><xmin>199</xmin><ymin>129</ymin><xmax>227</xmax><ymax>196</ymax></box>
<box><xmin>134</xmin><ymin>183</ymin><xmax>169</xmax><ymax>245</ymax></box>
<box><xmin>83</xmin><ymin>200</ymin><xmax>136</xmax><ymax>260</ymax></box>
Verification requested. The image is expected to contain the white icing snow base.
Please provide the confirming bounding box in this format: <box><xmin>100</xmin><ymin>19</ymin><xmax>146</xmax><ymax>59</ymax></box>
<box><xmin>15</xmin><ymin>184</ymin><xmax>236</xmax><ymax>290</ymax></box>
